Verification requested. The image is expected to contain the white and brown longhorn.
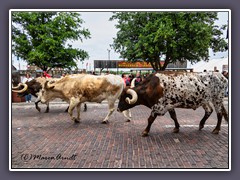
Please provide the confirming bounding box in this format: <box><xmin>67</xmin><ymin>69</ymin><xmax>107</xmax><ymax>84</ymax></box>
<box><xmin>39</xmin><ymin>74</ymin><xmax>132</xmax><ymax>123</ymax></box>
<box><xmin>11</xmin><ymin>77</ymin><xmax>77</xmax><ymax>113</ymax></box>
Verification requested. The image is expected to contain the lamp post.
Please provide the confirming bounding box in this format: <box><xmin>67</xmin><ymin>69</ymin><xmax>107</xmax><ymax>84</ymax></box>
<box><xmin>107</xmin><ymin>49</ymin><xmax>110</xmax><ymax>71</ymax></box>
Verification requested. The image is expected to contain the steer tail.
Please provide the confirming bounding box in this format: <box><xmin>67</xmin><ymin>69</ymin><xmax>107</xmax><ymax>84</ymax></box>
<box><xmin>221</xmin><ymin>104</ymin><xmax>228</xmax><ymax>122</ymax></box>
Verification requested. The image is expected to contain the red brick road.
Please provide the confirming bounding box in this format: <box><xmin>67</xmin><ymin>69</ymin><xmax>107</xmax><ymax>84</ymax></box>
<box><xmin>11</xmin><ymin>99</ymin><xmax>229</xmax><ymax>169</ymax></box>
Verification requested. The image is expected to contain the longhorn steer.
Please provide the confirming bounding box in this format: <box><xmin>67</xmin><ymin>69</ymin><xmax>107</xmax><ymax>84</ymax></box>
<box><xmin>12</xmin><ymin>77</ymin><xmax>87</xmax><ymax>113</ymax></box>
<box><xmin>12</xmin><ymin>77</ymin><xmax>52</xmax><ymax>112</ymax></box>
<box><xmin>39</xmin><ymin>74</ymin><xmax>131</xmax><ymax>123</ymax></box>
<box><xmin>117</xmin><ymin>72</ymin><xmax>228</xmax><ymax>136</ymax></box>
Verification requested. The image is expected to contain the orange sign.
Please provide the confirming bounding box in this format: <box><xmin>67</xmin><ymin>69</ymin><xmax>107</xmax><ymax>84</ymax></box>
<box><xmin>118</xmin><ymin>61</ymin><xmax>164</xmax><ymax>68</ymax></box>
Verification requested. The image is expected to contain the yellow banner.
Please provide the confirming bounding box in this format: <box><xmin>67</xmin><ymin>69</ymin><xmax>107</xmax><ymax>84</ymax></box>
<box><xmin>117</xmin><ymin>61</ymin><xmax>165</xmax><ymax>68</ymax></box>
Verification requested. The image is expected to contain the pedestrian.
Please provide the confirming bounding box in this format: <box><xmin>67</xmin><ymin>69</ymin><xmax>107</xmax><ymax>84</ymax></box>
<box><xmin>133</xmin><ymin>72</ymin><xmax>142</xmax><ymax>87</ymax></box>
<box><xmin>22</xmin><ymin>73</ymin><xmax>33</xmax><ymax>103</ymax></box>
<box><xmin>61</xmin><ymin>73</ymin><xmax>66</xmax><ymax>78</ymax></box>
<box><xmin>122</xmin><ymin>73</ymin><xmax>129</xmax><ymax>87</ymax></box>
<box><xmin>43</xmin><ymin>71</ymin><xmax>51</xmax><ymax>78</ymax></box>
<box><xmin>125</xmin><ymin>75</ymin><xmax>131</xmax><ymax>86</ymax></box>
<box><xmin>128</xmin><ymin>74</ymin><xmax>133</xmax><ymax>84</ymax></box>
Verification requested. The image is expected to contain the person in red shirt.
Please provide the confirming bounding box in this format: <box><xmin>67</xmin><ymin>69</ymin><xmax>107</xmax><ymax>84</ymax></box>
<box><xmin>43</xmin><ymin>71</ymin><xmax>51</xmax><ymax>78</ymax></box>
<box><xmin>122</xmin><ymin>73</ymin><xmax>130</xmax><ymax>87</ymax></box>
<box><xmin>134</xmin><ymin>72</ymin><xmax>142</xmax><ymax>86</ymax></box>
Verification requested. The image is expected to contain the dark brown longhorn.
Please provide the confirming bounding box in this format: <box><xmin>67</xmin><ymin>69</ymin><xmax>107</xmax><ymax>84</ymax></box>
<box><xmin>118</xmin><ymin>72</ymin><xmax>228</xmax><ymax>136</ymax></box>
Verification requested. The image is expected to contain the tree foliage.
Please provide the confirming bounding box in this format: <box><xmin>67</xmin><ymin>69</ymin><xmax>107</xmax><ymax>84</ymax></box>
<box><xmin>110</xmin><ymin>12</ymin><xmax>228</xmax><ymax>71</ymax></box>
<box><xmin>12</xmin><ymin>12</ymin><xmax>90</xmax><ymax>72</ymax></box>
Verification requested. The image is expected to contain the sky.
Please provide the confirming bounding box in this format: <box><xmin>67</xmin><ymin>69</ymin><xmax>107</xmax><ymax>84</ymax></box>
<box><xmin>12</xmin><ymin>11</ymin><xmax>229</xmax><ymax>71</ymax></box>
<box><xmin>71</xmin><ymin>12</ymin><xmax>119</xmax><ymax>70</ymax></box>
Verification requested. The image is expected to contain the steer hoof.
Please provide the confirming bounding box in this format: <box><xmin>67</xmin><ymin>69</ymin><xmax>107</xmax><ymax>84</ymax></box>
<box><xmin>212</xmin><ymin>129</ymin><xmax>219</xmax><ymax>134</ymax></box>
<box><xmin>142</xmin><ymin>131</ymin><xmax>149</xmax><ymax>137</ymax></box>
<box><xmin>71</xmin><ymin>117</ymin><xmax>80</xmax><ymax>123</ymax></box>
<box><xmin>173</xmin><ymin>128</ymin><xmax>179</xmax><ymax>133</ymax></box>
<box><xmin>102</xmin><ymin>120</ymin><xmax>109</xmax><ymax>124</ymax></box>
<box><xmin>126</xmin><ymin>119</ymin><xmax>131</xmax><ymax>122</ymax></box>
<box><xmin>199</xmin><ymin>124</ymin><xmax>204</xmax><ymax>130</ymax></box>
<box><xmin>36</xmin><ymin>107</ymin><xmax>41</xmax><ymax>112</ymax></box>
<box><xmin>74</xmin><ymin>119</ymin><xmax>80</xmax><ymax>123</ymax></box>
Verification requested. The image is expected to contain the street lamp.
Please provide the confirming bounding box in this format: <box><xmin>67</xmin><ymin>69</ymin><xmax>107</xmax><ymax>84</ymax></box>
<box><xmin>107</xmin><ymin>49</ymin><xmax>111</xmax><ymax>71</ymax></box>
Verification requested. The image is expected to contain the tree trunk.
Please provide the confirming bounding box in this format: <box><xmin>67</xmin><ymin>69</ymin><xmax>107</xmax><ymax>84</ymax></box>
<box><xmin>160</xmin><ymin>54</ymin><xmax>170</xmax><ymax>71</ymax></box>
<box><xmin>150</xmin><ymin>61</ymin><xmax>158</xmax><ymax>72</ymax></box>
<box><xmin>150</xmin><ymin>56</ymin><xmax>169</xmax><ymax>71</ymax></box>
<box><xmin>160</xmin><ymin>62</ymin><xmax>168</xmax><ymax>71</ymax></box>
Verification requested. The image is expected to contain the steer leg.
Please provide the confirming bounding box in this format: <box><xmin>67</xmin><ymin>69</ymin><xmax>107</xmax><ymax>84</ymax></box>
<box><xmin>102</xmin><ymin>101</ymin><xmax>115</xmax><ymax>124</ymax></box>
<box><xmin>221</xmin><ymin>103</ymin><xmax>228</xmax><ymax>122</ymax></box>
<box><xmin>168</xmin><ymin>109</ymin><xmax>180</xmax><ymax>133</ymax></box>
<box><xmin>35</xmin><ymin>100</ymin><xmax>41</xmax><ymax>112</ymax></box>
<box><xmin>83</xmin><ymin>103</ymin><xmax>87</xmax><ymax>112</ymax></box>
<box><xmin>68</xmin><ymin>98</ymin><xmax>80</xmax><ymax>123</ymax></box>
<box><xmin>44</xmin><ymin>102</ymin><xmax>49</xmax><ymax>113</ymax></box>
<box><xmin>66</xmin><ymin>104</ymin><xmax>85</xmax><ymax>113</ymax></box>
<box><xmin>65</xmin><ymin>106</ymin><xmax>69</xmax><ymax>112</ymax></box>
<box><xmin>199</xmin><ymin>103</ymin><xmax>213</xmax><ymax>130</ymax></box>
<box><xmin>122</xmin><ymin>110</ymin><xmax>132</xmax><ymax>122</ymax></box>
<box><xmin>212</xmin><ymin>112</ymin><xmax>223</xmax><ymax>134</ymax></box>
<box><xmin>76</xmin><ymin>103</ymin><xmax>81</xmax><ymax>122</ymax></box>
<box><xmin>142</xmin><ymin>113</ymin><xmax>157</xmax><ymax>137</ymax></box>
<box><xmin>212</xmin><ymin>102</ymin><xmax>223</xmax><ymax>134</ymax></box>
<box><xmin>34</xmin><ymin>95</ymin><xmax>42</xmax><ymax>112</ymax></box>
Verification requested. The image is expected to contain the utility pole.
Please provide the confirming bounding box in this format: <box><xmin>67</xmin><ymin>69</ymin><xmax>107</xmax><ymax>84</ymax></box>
<box><xmin>107</xmin><ymin>49</ymin><xmax>110</xmax><ymax>71</ymax></box>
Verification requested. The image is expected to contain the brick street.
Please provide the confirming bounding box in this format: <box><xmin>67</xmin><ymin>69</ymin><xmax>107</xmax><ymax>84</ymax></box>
<box><xmin>11</xmin><ymin>98</ymin><xmax>229</xmax><ymax>169</ymax></box>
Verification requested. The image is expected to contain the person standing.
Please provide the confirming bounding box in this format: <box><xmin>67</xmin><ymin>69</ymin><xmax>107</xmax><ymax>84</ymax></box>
<box><xmin>61</xmin><ymin>73</ymin><xmax>66</xmax><ymax>78</ymax></box>
<box><xmin>43</xmin><ymin>71</ymin><xmax>51</xmax><ymax>78</ymax></box>
<box><xmin>22</xmin><ymin>73</ymin><xmax>33</xmax><ymax>103</ymax></box>
<box><xmin>134</xmin><ymin>72</ymin><xmax>142</xmax><ymax>86</ymax></box>
<box><xmin>122</xmin><ymin>73</ymin><xmax>131</xmax><ymax>87</ymax></box>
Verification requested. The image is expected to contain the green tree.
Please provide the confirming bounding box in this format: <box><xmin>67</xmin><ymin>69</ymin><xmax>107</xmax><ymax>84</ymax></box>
<box><xmin>12</xmin><ymin>12</ymin><xmax>90</xmax><ymax>72</ymax></box>
<box><xmin>110</xmin><ymin>12</ymin><xmax>228</xmax><ymax>71</ymax></box>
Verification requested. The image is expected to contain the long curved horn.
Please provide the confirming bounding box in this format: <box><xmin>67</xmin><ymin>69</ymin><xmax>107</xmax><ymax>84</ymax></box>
<box><xmin>126</xmin><ymin>89</ymin><xmax>138</xmax><ymax>104</ymax></box>
<box><xmin>130</xmin><ymin>78</ymin><xmax>136</xmax><ymax>88</ymax></box>
<box><xmin>12</xmin><ymin>83</ymin><xmax>28</xmax><ymax>93</ymax></box>
<box><xmin>12</xmin><ymin>83</ymin><xmax>22</xmax><ymax>89</ymax></box>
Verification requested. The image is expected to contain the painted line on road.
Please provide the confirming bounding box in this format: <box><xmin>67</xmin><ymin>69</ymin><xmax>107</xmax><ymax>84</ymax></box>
<box><xmin>165</xmin><ymin>124</ymin><xmax>228</xmax><ymax>128</ymax></box>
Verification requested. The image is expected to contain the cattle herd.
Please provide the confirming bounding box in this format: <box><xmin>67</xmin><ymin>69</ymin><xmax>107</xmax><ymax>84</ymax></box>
<box><xmin>12</xmin><ymin>71</ymin><xmax>228</xmax><ymax>137</ymax></box>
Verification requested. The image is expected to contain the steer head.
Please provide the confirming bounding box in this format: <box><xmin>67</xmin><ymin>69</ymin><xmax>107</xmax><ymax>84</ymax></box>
<box><xmin>117</xmin><ymin>87</ymin><xmax>138</xmax><ymax>112</ymax></box>
<box><xmin>12</xmin><ymin>79</ymin><xmax>42</xmax><ymax>98</ymax></box>
<box><xmin>39</xmin><ymin>81</ymin><xmax>56</xmax><ymax>103</ymax></box>
<box><xmin>12</xmin><ymin>83</ymin><xmax>29</xmax><ymax>97</ymax></box>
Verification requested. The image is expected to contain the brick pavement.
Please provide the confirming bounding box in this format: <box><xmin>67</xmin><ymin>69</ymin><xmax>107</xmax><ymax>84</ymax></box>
<box><xmin>11</xmin><ymin>98</ymin><xmax>229</xmax><ymax>169</ymax></box>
